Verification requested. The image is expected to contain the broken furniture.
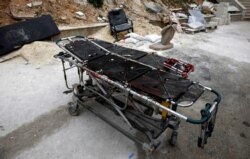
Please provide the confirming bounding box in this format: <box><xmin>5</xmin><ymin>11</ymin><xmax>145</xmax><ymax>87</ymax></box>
<box><xmin>149</xmin><ymin>23</ymin><xmax>176</xmax><ymax>50</ymax></box>
<box><xmin>108</xmin><ymin>8</ymin><xmax>134</xmax><ymax>41</ymax></box>
<box><xmin>54</xmin><ymin>36</ymin><xmax>221</xmax><ymax>156</ymax></box>
<box><xmin>0</xmin><ymin>15</ymin><xmax>60</xmax><ymax>56</ymax></box>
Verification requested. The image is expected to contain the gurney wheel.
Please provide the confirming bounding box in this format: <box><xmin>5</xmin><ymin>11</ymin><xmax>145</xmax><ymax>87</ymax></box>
<box><xmin>169</xmin><ymin>130</ymin><xmax>178</xmax><ymax>146</ymax></box>
<box><xmin>68</xmin><ymin>102</ymin><xmax>80</xmax><ymax>116</ymax></box>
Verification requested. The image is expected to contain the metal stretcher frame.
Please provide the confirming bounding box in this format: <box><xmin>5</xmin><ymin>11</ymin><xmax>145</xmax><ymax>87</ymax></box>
<box><xmin>54</xmin><ymin>36</ymin><xmax>221</xmax><ymax>155</ymax></box>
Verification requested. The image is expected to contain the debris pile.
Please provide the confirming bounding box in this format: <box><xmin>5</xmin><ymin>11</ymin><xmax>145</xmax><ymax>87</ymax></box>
<box><xmin>0</xmin><ymin>0</ymin><xmax>170</xmax><ymax>26</ymax></box>
<box><xmin>171</xmin><ymin>0</ymin><xmax>233</xmax><ymax>34</ymax></box>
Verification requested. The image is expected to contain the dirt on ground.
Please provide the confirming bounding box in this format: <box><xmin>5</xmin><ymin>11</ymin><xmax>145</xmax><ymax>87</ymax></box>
<box><xmin>0</xmin><ymin>0</ymin><xmax>182</xmax><ymax>27</ymax></box>
<box><xmin>0</xmin><ymin>0</ymin><xmax>15</xmax><ymax>25</ymax></box>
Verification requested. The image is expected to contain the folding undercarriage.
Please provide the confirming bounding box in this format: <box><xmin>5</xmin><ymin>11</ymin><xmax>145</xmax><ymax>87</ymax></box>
<box><xmin>54</xmin><ymin>36</ymin><xmax>221</xmax><ymax>157</ymax></box>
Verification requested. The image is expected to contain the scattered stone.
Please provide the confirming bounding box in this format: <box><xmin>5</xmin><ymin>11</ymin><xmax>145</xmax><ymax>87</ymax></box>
<box><xmin>32</xmin><ymin>1</ymin><xmax>43</xmax><ymax>7</ymax></box>
<box><xmin>10</xmin><ymin>11</ymin><xmax>36</xmax><ymax>20</ymax></box>
<box><xmin>75</xmin><ymin>11</ymin><xmax>86</xmax><ymax>20</ymax></box>
<box><xmin>97</xmin><ymin>16</ymin><xmax>104</xmax><ymax>22</ymax></box>
<box><xmin>134</xmin><ymin>0</ymin><xmax>143</xmax><ymax>6</ymax></box>
<box><xmin>27</xmin><ymin>1</ymin><xmax>43</xmax><ymax>8</ymax></box>
<box><xmin>59</xmin><ymin>16</ymin><xmax>68</xmax><ymax>23</ymax></box>
<box><xmin>102</xmin><ymin>17</ymin><xmax>108</xmax><ymax>22</ymax></box>
<box><xmin>60</xmin><ymin>16</ymin><xmax>67</xmax><ymax>21</ymax></box>
<box><xmin>74</xmin><ymin>0</ymin><xmax>87</xmax><ymax>5</ymax></box>
<box><xmin>26</xmin><ymin>3</ymin><xmax>32</xmax><ymax>8</ymax></box>
<box><xmin>144</xmin><ymin>2</ymin><xmax>163</xmax><ymax>13</ymax></box>
<box><xmin>76</xmin><ymin>11</ymin><xmax>84</xmax><ymax>16</ymax></box>
<box><xmin>189</xmin><ymin>3</ymin><xmax>198</xmax><ymax>8</ymax></box>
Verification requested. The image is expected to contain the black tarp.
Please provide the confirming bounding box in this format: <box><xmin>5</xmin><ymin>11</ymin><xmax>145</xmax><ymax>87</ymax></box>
<box><xmin>0</xmin><ymin>15</ymin><xmax>60</xmax><ymax>56</ymax></box>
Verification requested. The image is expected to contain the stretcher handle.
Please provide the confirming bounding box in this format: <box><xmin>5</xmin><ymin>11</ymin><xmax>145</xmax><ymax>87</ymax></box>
<box><xmin>186</xmin><ymin>89</ymin><xmax>221</xmax><ymax>124</ymax></box>
<box><xmin>186</xmin><ymin>103</ymin><xmax>211</xmax><ymax>124</ymax></box>
<box><xmin>211</xmin><ymin>89</ymin><xmax>221</xmax><ymax>103</ymax></box>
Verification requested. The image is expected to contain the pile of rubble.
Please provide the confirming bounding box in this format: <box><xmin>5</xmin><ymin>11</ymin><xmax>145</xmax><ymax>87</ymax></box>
<box><xmin>172</xmin><ymin>0</ymin><xmax>232</xmax><ymax>34</ymax></box>
<box><xmin>0</xmin><ymin>0</ymin><xmax>172</xmax><ymax>26</ymax></box>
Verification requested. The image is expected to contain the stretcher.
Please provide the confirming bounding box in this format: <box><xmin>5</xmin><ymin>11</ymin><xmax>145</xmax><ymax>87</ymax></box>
<box><xmin>54</xmin><ymin>36</ymin><xmax>221</xmax><ymax>156</ymax></box>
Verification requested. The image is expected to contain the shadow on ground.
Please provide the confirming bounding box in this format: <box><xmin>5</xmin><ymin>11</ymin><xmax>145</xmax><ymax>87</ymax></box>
<box><xmin>0</xmin><ymin>106</ymin><xmax>71</xmax><ymax>159</ymax></box>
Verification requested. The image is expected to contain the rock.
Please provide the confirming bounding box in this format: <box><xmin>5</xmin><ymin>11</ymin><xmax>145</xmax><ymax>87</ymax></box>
<box><xmin>189</xmin><ymin>3</ymin><xmax>198</xmax><ymax>8</ymax></box>
<box><xmin>134</xmin><ymin>0</ymin><xmax>143</xmax><ymax>6</ymax></box>
<box><xmin>97</xmin><ymin>16</ymin><xmax>105</xmax><ymax>22</ymax></box>
<box><xmin>26</xmin><ymin>3</ymin><xmax>32</xmax><ymax>8</ymax></box>
<box><xmin>32</xmin><ymin>1</ymin><xmax>43</xmax><ymax>7</ymax></box>
<box><xmin>26</xmin><ymin>1</ymin><xmax>43</xmax><ymax>8</ymax></box>
<box><xmin>144</xmin><ymin>2</ymin><xmax>163</xmax><ymax>13</ymax></box>
<box><xmin>10</xmin><ymin>11</ymin><xmax>36</xmax><ymax>20</ymax></box>
<box><xmin>75</xmin><ymin>11</ymin><xmax>86</xmax><ymax>20</ymax></box>
<box><xmin>60</xmin><ymin>16</ymin><xmax>67</xmax><ymax>21</ymax></box>
<box><xmin>102</xmin><ymin>17</ymin><xmax>108</xmax><ymax>22</ymax></box>
<box><xmin>74</xmin><ymin>0</ymin><xmax>87</xmax><ymax>5</ymax></box>
<box><xmin>76</xmin><ymin>11</ymin><xmax>84</xmax><ymax>16</ymax></box>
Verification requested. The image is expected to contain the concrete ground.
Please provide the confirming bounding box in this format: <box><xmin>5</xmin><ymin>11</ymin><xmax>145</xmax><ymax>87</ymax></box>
<box><xmin>0</xmin><ymin>21</ymin><xmax>250</xmax><ymax>159</ymax></box>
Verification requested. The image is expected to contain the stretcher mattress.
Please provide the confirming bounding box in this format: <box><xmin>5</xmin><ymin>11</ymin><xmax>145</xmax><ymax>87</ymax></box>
<box><xmin>87</xmin><ymin>54</ymin><xmax>151</xmax><ymax>82</ymax></box>
<box><xmin>92</xmin><ymin>39</ymin><xmax>147</xmax><ymax>60</ymax></box>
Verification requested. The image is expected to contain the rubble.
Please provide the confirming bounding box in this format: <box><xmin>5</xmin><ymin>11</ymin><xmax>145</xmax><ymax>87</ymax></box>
<box><xmin>32</xmin><ymin>1</ymin><xmax>43</xmax><ymax>7</ymax></box>
<box><xmin>26</xmin><ymin>1</ymin><xmax>43</xmax><ymax>8</ymax></box>
<box><xmin>75</xmin><ymin>11</ymin><xmax>87</xmax><ymax>20</ymax></box>
<box><xmin>202</xmin><ymin>1</ymin><xmax>216</xmax><ymax>14</ymax></box>
<box><xmin>97</xmin><ymin>16</ymin><xmax>104</xmax><ymax>22</ymax></box>
<box><xmin>144</xmin><ymin>2</ymin><xmax>163</xmax><ymax>13</ymax></box>
<box><xmin>10</xmin><ymin>11</ymin><xmax>36</xmax><ymax>20</ymax></box>
<box><xmin>74</xmin><ymin>0</ymin><xmax>88</xmax><ymax>5</ymax></box>
<box><xmin>26</xmin><ymin>3</ymin><xmax>32</xmax><ymax>8</ymax></box>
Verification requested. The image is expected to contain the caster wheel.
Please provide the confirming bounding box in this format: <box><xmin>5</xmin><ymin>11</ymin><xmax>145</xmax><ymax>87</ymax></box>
<box><xmin>169</xmin><ymin>131</ymin><xmax>178</xmax><ymax>146</ymax></box>
<box><xmin>68</xmin><ymin>102</ymin><xmax>80</xmax><ymax>116</ymax></box>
